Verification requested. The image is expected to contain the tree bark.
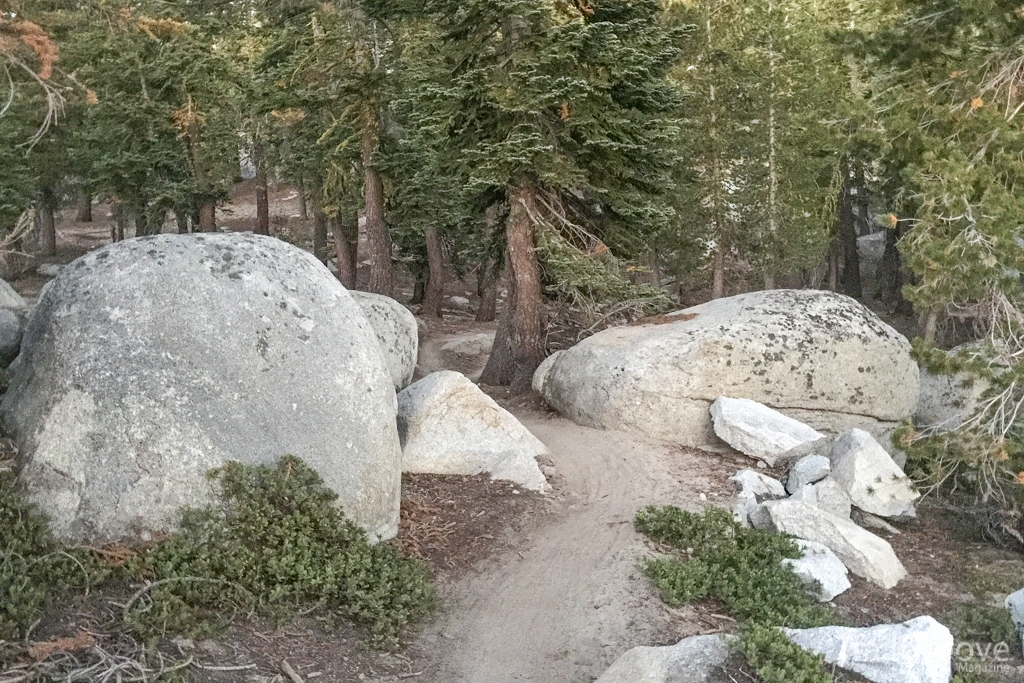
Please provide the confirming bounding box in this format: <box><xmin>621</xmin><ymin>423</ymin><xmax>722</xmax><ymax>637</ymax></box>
<box><xmin>332</xmin><ymin>215</ymin><xmax>357</xmax><ymax>288</ymax></box>
<box><xmin>476</xmin><ymin>261</ymin><xmax>499</xmax><ymax>322</ymax></box>
<box><xmin>38</xmin><ymin>186</ymin><xmax>57</xmax><ymax>256</ymax></box>
<box><xmin>922</xmin><ymin>309</ymin><xmax>940</xmax><ymax>342</ymax></box>
<box><xmin>175</xmin><ymin>209</ymin><xmax>190</xmax><ymax>234</ymax></box>
<box><xmin>419</xmin><ymin>226</ymin><xmax>445</xmax><ymax>318</ymax></box>
<box><xmin>298</xmin><ymin>180</ymin><xmax>309</xmax><ymax>221</ymax></box>
<box><xmin>199</xmin><ymin>200</ymin><xmax>216</xmax><ymax>232</ymax></box>
<box><xmin>837</xmin><ymin>165</ymin><xmax>862</xmax><ymax>299</ymax></box>
<box><xmin>712</xmin><ymin>244</ymin><xmax>725</xmax><ymax>299</ymax></box>
<box><xmin>76</xmin><ymin>191</ymin><xmax>93</xmax><ymax>222</ymax></box>
<box><xmin>312</xmin><ymin>203</ymin><xmax>329</xmax><ymax>263</ymax></box>
<box><xmin>479</xmin><ymin>300</ymin><xmax>515</xmax><ymax>386</ymax></box>
<box><xmin>481</xmin><ymin>182</ymin><xmax>545</xmax><ymax>394</ymax></box>
<box><xmin>411</xmin><ymin>277</ymin><xmax>426</xmax><ymax>305</ymax></box>
<box><xmin>255</xmin><ymin>155</ymin><xmax>270</xmax><ymax>236</ymax></box>
<box><xmin>362</xmin><ymin>109</ymin><xmax>393</xmax><ymax>296</ymax></box>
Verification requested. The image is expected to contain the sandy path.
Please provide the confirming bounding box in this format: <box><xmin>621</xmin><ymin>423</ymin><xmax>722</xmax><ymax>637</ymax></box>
<box><xmin>415</xmin><ymin>413</ymin><xmax>728</xmax><ymax>683</ymax></box>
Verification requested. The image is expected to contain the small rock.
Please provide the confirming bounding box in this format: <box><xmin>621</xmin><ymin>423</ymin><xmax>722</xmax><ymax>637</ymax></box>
<box><xmin>711</xmin><ymin>397</ymin><xmax>824</xmax><ymax>467</ymax></box>
<box><xmin>762</xmin><ymin>498</ymin><xmax>907</xmax><ymax>589</ymax></box>
<box><xmin>0</xmin><ymin>278</ymin><xmax>26</xmax><ymax>310</ymax></box>
<box><xmin>784</xmin><ymin>616</ymin><xmax>953</xmax><ymax>683</ymax></box>
<box><xmin>782</xmin><ymin>539</ymin><xmax>851</xmax><ymax>602</ymax></box>
<box><xmin>786</xmin><ymin>454</ymin><xmax>831</xmax><ymax>494</ymax></box>
<box><xmin>36</xmin><ymin>263</ymin><xmax>62</xmax><ymax>278</ymax></box>
<box><xmin>594</xmin><ymin>634</ymin><xmax>733</xmax><ymax>683</ymax></box>
<box><xmin>789</xmin><ymin>478</ymin><xmax>853</xmax><ymax>520</ymax></box>
<box><xmin>450</xmin><ymin>296</ymin><xmax>470</xmax><ymax>306</ymax></box>
<box><xmin>830</xmin><ymin>429</ymin><xmax>919</xmax><ymax>518</ymax></box>
<box><xmin>1005</xmin><ymin>588</ymin><xmax>1024</xmax><ymax>654</ymax></box>
<box><xmin>398</xmin><ymin>371</ymin><xmax>550</xmax><ymax>492</ymax></box>
<box><xmin>439</xmin><ymin>332</ymin><xmax>495</xmax><ymax>357</ymax></box>
<box><xmin>730</xmin><ymin>469</ymin><xmax>787</xmax><ymax>500</ymax></box>
<box><xmin>852</xmin><ymin>509</ymin><xmax>902</xmax><ymax>535</ymax></box>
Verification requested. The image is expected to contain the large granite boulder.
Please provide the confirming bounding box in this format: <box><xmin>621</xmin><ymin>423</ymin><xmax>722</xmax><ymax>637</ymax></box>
<box><xmin>397</xmin><ymin>371</ymin><xmax>549</xmax><ymax>492</ymax></box>
<box><xmin>536</xmin><ymin>290</ymin><xmax>920</xmax><ymax>450</ymax></box>
<box><xmin>594</xmin><ymin>635</ymin><xmax>733</xmax><ymax>683</ymax></box>
<box><xmin>785</xmin><ymin>616</ymin><xmax>953</xmax><ymax>683</ymax></box>
<box><xmin>1</xmin><ymin>234</ymin><xmax>402</xmax><ymax>543</ymax></box>
<box><xmin>348</xmin><ymin>291</ymin><xmax>418</xmax><ymax>390</ymax></box>
<box><xmin>915</xmin><ymin>344</ymin><xmax>989</xmax><ymax>430</ymax></box>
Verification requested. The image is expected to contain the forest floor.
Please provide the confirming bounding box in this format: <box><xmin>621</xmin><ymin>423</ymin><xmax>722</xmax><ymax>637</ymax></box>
<box><xmin>5</xmin><ymin>185</ymin><xmax>1024</xmax><ymax>682</ymax></box>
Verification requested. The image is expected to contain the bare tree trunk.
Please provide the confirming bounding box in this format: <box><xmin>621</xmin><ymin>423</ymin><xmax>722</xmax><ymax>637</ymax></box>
<box><xmin>479</xmin><ymin>300</ymin><xmax>515</xmax><ymax>386</ymax></box>
<box><xmin>923</xmin><ymin>309</ymin><xmax>940</xmax><ymax>342</ymax></box>
<box><xmin>38</xmin><ymin>186</ymin><xmax>57</xmax><ymax>256</ymax></box>
<box><xmin>481</xmin><ymin>182</ymin><xmax>545</xmax><ymax>394</ymax></box>
<box><xmin>476</xmin><ymin>261</ymin><xmax>499</xmax><ymax>322</ymax></box>
<box><xmin>763</xmin><ymin>273</ymin><xmax>776</xmax><ymax>290</ymax></box>
<box><xmin>837</xmin><ymin>188</ymin><xmax>862</xmax><ymax>299</ymax></box>
<box><xmin>175</xmin><ymin>209</ymin><xmax>190</xmax><ymax>234</ymax></box>
<box><xmin>112</xmin><ymin>203</ymin><xmax>127</xmax><ymax>242</ymax></box>
<box><xmin>298</xmin><ymin>181</ymin><xmax>309</xmax><ymax>221</ymax></box>
<box><xmin>199</xmin><ymin>200</ymin><xmax>216</xmax><ymax>232</ymax></box>
<box><xmin>419</xmin><ymin>226</ymin><xmax>445</xmax><ymax>318</ymax></box>
<box><xmin>411</xmin><ymin>276</ymin><xmax>426</xmax><ymax>305</ymax></box>
<box><xmin>828</xmin><ymin>245</ymin><xmax>839</xmax><ymax>291</ymax></box>
<box><xmin>312</xmin><ymin>202</ymin><xmax>329</xmax><ymax>263</ymax></box>
<box><xmin>76</xmin><ymin>191</ymin><xmax>93</xmax><ymax>222</ymax></box>
<box><xmin>255</xmin><ymin>153</ymin><xmax>270</xmax><ymax>236</ymax></box>
<box><xmin>712</xmin><ymin>244</ymin><xmax>725</xmax><ymax>299</ymax></box>
<box><xmin>362</xmin><ymin>110</ymin><xmax>393</xmax><ymax>296</ymax></box>
<box><xmin>332</xmin><ymin>215</ymin><xmax>357</xmax><ymax>288</ymax></box>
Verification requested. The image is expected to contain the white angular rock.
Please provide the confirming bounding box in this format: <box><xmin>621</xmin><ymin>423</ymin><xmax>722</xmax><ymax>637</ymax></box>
<box><xmin>1</xmin><ymin>234</ymin><xmax>402</xmax><ymax>543</ymax></box>
<box><xmin>532</xmin><ymin>350</ymin><xmax>564</xmax><ymax>395</ymax></box>
<box><xmin>782</xmin><ymin>539</ymin><xmax>851</xmax><ymax>602</ymax></box>
<box><xmin>730</xmin><ymin>469</ymin><xmax>787</xmax><ymax>500</ymax></box>
<box><xmin>762</xmin><ymin>499</ymin><xmax>907</xmax><ymax>588</ymax></box>
<box><xmin>730</xmin><ymin>469</ymin><xmax>786</xmax><ymax>527</ymax></box>
<box><xmin>830</xmin><ymin>429</ymin><xmax>919</xmax><ymax>518</ymax></box>
<box><xmin>790</xmin><ymin>478</ymin><xmax>853</xmax><ymax>520</ymax></box>
<box><xmin>711</xmin><ymin>398</ymin><xmax>825</xmax><ymax>466</ymax></box>
<box><xmin>786</xmin><ymin>454</ymin><xmax>832</xmax><ymax>494</ymax></box>
<box><xmin>349</xmin><ymin>291</ymin><xmax>418</xmax><ymax>390</ymax></box>
<box><xmin>594</xmin><ymin>635</ymin><xmax>733</xmax><ymax>683</ymax></box>
<box><xmin>784</xmin><ymin>616</ymin><xmax>953</xmax><ymax>683</ymax></box>
<box><xmin>398</xmin><ymin>371</ymin><xmax>549</xmax><ymax>492</ymax></box>
<box><xmin>450</xmin><ymin>295</ymin><xmax>470</xmax><ymax>306</ymax></box>
<box><xmin>0</xmin><ymin>278</ymin><xmax>26</xmax><ymax>310</ymax></box>
<box><xmin>538</xmin><ymin>290</ymin><xmax>919</xmax><ymax>450</ymax></box>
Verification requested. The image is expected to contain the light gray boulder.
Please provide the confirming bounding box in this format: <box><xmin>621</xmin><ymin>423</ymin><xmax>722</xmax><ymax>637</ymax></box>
<box><xmin>0</xmin><ymin>278</ymin><xmax>26</xmax><ymax>310</ymax></box>
<box><xmin>830</xmin><ymin>429</ymin><xmax>919</xmax><ymax>518</ymax></box>
<box><xmin>1005</xmin><ymin>588</ymin><xmax>1024</xmax><ymax>654</ymax></box>
<box><xmin>594</xmin><ymin>634</ymin><xmax>733</xmax><ymax>683</ymax></box>
<box><xmin>786</xmin><ymin>454</ymin><xmax>832</xmax><ymax>494</ymax></box>
<box><xmin>782</xmin><ymin>539</ymin><xmax>851</xmax><ymax>602</ymax></box>
<box><xmin>915</xmin><ymin>345</ymin><xmax>989</xmax><ymax>430</ymax></box>
<box><xmin>439</xmin><ymin>331</ymin><xmax>495</xmax><ymax>357</ymax></box>
<box><xmin>0</xmin><ymin>308</ymin><xmax>23</xmax><ymax>366</ymax></box>
<box><xmin>531</xmin><ymin>350</ymin><xmax>564</xmax><ymax>395</ymax></box>
<box><xmin>537</xmin><ymin>290</ymin><xmax>920</xmax><ymax>450</ymax></box>
<box><xmin>711</xmin><ymin>398</ymin><xmax>825</xmax><ymax>466</ymax></box>
<box><xmin>398</xmin><ymin>371</ymin><xmax>549</xmax><ymax>492</ymax></box>
<box><xmin>449</xmin><ymin>295</ymin><xmax>470</xmax><ymax>306</ymax></box>
<box><xmin>784</xmin><ymin>616</ymin><xmax>953</xmax><ymax>683</ymax></box>
<box><xmin>762</xmin><ymin>499</ymin><xmax>907</xmax><ymax>588</ymax></box>
<box><xmin>348</xmin><ymin>291</ymin><xmax>418</xmax><ymax>390</ymax></box>
<box><xmin>1</xmin><ymin>234</ymin><xmax>402</xmax><ymax>543</ymax></box>
<box><xmin>789</xmin><ymin>478</ymin><xmax>853</xmax><ymax>519</ymax></box>
<box><xmin>36</xmin><ymin>263</ymin><xmax>62</xmax><ymax>278</ymax></box>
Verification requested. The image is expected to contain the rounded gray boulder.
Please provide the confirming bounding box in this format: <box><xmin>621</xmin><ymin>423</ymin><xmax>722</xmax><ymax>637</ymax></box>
<box><xmin>537</xmin><ymin>290</ymin><xmax>919</xmax><ymax>450</ymax></box>
<box><xmin>1</xmin><ymin>233</ymin><xmax>401</xmax><ymax>543</ymax></box>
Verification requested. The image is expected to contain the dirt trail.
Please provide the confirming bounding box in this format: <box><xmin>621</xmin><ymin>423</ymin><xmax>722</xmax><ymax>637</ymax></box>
<box><xmin>415</xmin><ymin>413</ymin><xmax>730</xmax><ymax>683</ymax></box>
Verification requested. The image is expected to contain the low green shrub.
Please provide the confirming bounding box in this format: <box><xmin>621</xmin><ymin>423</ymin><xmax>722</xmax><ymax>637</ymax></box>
<box><xmin>944</xmin><ymin>603</ymin><xmax>1019</xmax><ymax>647</ymax></box>
<box><xmin>0</xmin><ymin>462</ymin><xmax>108</xmax><ymax>639</ymax></box>
<box><xmin>126</xmin><ymin>456</ymin><xmax>435</xmax><ymax>647</ymax></box>
<box><xmin>635</xmin><ymin>505</ymin><xmax>835</xmax><ymax>682</ymax></box>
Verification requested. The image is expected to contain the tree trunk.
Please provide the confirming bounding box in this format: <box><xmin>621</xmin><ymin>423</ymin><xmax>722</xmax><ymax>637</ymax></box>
<box><xmin>420</xmin><ymin>226</ymin><xmax>445</xmax><ymax>318</ymax></box>
<box><xmin>763</xmin><ymin>273</ymin><xmax>776</xmax><ymax>290</ymax></box>
<box><xmin>199</xmin><ymin>200</ymin><xmax>216</xmax><ymax>232</ymax></box>
<box><xmin>476</xmin><ymin>261</ymin><xmax>498</xmax><ymax>323</ymax></box>
<box><xmin>112</xmin><ymin>204</ymin><xmax>127</xmax><ymax>242</ymax></box>
<box><xmin>38</xmin><ymin>187</ymin><xmax>57</xmax><ymax>256</ymax></box>
<box><xmin>362</xmin><ymin>110</ymin><xmax>393</xmax><ymax>296</ymax></box>
<box><xmin>828</xmin><ymin>246</ymin><xmax>839</xmax><ymax>291</ymax></box>
<box><xmin>312</xmin><ymin>204</ymin><xmax>329</xmax><ymax>262</ymax></box>
<box><xmin>175</xmin><ymin>209</ymin><xmax>190</xmax><ymax>234</ymax></box>
<box><xmin>922</xmin><ymin>309</ymin><xmax>940</xmax><ymax>342</ymax></box>
<box><xmin>712</xmin><ymin>244</ymin><xmax>725</xmax><ymax>299</ymax></box>
<box><xmin>298</xmin><ymin>183</ymin><xmax>309</xmax><ymax>221</ymax></box>
<box><xmin>411</xmin><ymin>277</ymin><xmax>426</xmax><ymax>305</ymax></box>
<box><xmin>479</xmin><ymin>301</ymin><xmax>515</xmax><ymax>386</ymax></box>
<box><xmin>255</xmin><ymin>157</ymin><xmax>270</xmax><ymax>236</ymax></box>
<box><xmin>332</xmin><ymin>215</ymin><xmax>357</xmax><ymax>288</ymax></box>
<box><xmin>76</xmin><ymin>191</ymin><xmax>93</xmax><ymax>222</ymax></box>
<box><xmin>837</xmin><ymin>166</ymin><xmax>862</xmax><ymax>299</ymax></box>
<box><xmin>480</xmin><ymin>182</ymin><xmax>545</xmax><ymax>394</ymax></box>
